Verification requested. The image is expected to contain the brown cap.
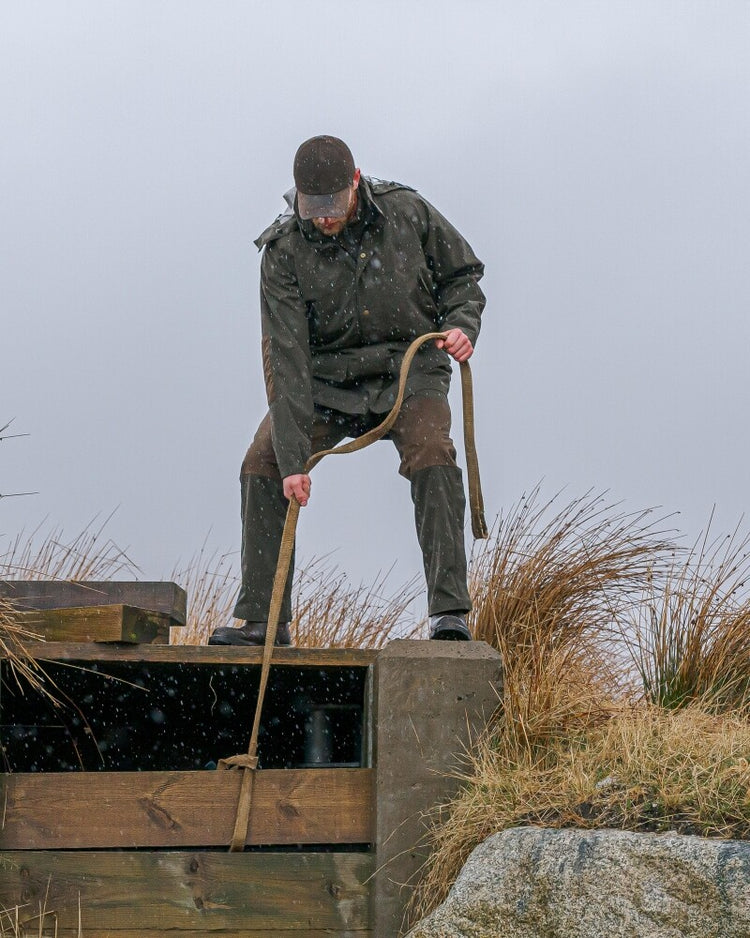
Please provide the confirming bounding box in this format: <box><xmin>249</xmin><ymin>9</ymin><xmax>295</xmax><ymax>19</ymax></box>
<box><xmin>293</xmin><ymin>135</ymin><xmax>355</xmax><ymax>220</ymax></box>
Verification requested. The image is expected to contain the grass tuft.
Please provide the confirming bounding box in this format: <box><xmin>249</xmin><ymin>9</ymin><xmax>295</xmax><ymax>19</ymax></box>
<box><xmin>467</xmin><ymin>487</ymin><xmax>674</xmax><ymax>754</ymax></box>
<box><xmin>169</xmin><ymin>543</ymin><xmax>240</xmax><ymax>644</ymax></box>
<box><xmin>0</xmin><ymin>595</ymin><xmax>55</xmax><ymax>702</ymax></box>
<box><xmin>626</xmin><ymin>517</ymin><xmax>750</xmax><ymax>714</ymax></box>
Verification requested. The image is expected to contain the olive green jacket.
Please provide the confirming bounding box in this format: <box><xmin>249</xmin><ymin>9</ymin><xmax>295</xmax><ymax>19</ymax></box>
<box><xmin>254</xmin><ymin>177</ymin><xmax>485</xmax><ymax>478</ymax></box>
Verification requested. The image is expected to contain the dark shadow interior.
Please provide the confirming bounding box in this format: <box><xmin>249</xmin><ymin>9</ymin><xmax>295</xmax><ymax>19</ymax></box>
<box><xmin>0</xmin><ymin>660</ymin><xmax>368</xmax><ymax>772</ymax></box>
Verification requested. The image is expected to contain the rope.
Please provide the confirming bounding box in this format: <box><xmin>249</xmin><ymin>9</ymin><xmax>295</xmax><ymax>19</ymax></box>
<box><xmin>220</xmin><ymin>331</ymin><xmax>487</xmax><ymax>851</ymax></box>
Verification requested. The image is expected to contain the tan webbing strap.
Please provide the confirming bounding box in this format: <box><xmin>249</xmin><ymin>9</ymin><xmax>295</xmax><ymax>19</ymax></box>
<box><xmin>222</xmin><ymin>331</ymin><xmax>487</xmax><ymax>851</ymax></box>
<box><xmin>460</xmin><ymin>359</ymin><xmax>489</xmax><ymax>539</ymax></box>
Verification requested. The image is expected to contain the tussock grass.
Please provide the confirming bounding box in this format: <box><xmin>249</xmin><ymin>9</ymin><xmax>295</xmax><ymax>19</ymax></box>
<box><xmin>468</xmin><ymin>488</ymin><xmax>673</xmax><ymax>753</ymax></box>
<box><xmin>409</xmin><ymin>492</ymin><xmax>750</xmax><ymax>921</ymax></box>
<box><xmin>626</xmin><ymin>520</ymin><xmax>750</xmax><ymax>714</ymax></box>
<box><xmin>412</xmin><ymin>705</ymin><xmax>750</xmax><ymax>918</ymax></box>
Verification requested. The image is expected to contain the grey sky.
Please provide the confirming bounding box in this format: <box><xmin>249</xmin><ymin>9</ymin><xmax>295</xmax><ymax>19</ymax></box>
<box><xmin>2</xmin><ymin>2</ymin><xmax>749</xmax><ymax>608</ymax></box>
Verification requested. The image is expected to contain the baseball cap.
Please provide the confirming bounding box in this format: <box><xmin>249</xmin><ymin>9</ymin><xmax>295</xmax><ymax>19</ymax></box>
<box><xmin>293</xmin><ymin>135</ymin><xmax>356</xmax><ymax>220</ymax></box>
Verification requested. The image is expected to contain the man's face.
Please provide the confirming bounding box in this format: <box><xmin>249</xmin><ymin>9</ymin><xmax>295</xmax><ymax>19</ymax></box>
<box><xmin>311</xmin><ymin>170</ymin><xmax>360</xmax><ymax>237</ymax></box>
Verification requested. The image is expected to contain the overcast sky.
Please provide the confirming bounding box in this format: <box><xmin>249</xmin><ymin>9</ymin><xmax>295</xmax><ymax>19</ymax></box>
<box><xmin>2</xmin><ymin>1</ymin><xmax>749</xmax><ymax>612</ymax></box>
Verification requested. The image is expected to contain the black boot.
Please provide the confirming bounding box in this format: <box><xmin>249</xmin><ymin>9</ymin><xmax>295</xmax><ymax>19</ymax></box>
<box><xmin>429</xmin><ymin>613</ymin><xmax>471</xmax><ymax>641</ymax></box>
<box><xmin>208</xmin><ymin>621</ymin><xmax>292</xmax><ymax>646</ymax></box>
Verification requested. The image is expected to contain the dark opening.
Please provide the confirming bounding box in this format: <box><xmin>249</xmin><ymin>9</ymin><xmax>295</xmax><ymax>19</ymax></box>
<box><xmin>0</xmin><ymin>660</ymin><xmax>368</xmax><ymax>772</ymax></box>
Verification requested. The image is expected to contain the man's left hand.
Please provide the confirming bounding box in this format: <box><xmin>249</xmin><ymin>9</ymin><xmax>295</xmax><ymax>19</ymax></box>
<box><xmin>435</xmin><ymin>328</ymin><xmax>474</xmax><ymax>363</ymax></box>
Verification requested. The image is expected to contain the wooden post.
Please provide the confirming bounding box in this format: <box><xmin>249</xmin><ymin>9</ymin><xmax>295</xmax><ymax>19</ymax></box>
<box><xmin>371</xmin><ymin>640</ymin><xmax>503</xmax><ymax>938</ymax></box>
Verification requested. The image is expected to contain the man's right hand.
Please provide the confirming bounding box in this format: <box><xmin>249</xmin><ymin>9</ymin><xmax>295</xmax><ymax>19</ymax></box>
<box><xmin>283</xmin><ymin>473</ymin><xmax>311</xmax><ymax>506</ymax></box>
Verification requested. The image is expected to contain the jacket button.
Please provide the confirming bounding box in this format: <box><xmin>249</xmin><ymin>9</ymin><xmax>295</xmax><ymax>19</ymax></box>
<box><xmin>360</xmin><ymin>252</ymin><xmax>366</xmax><ymax>259</ymax></box>
<box><xmin>362</xmin><ymin>309</ymin><xmax>370</xmax><ymax>316</ymax></box>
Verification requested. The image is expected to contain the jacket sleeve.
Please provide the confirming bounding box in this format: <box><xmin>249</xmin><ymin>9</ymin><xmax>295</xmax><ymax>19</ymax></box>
<box><xmin>259</xmin><ymin>240</ymin><xmax>313</xmax><ymax>478</ymax></box>
<box><xmin>419</xmin><ymin>198</ymin><xmax>486</xmax><ymax>346</ymax></box>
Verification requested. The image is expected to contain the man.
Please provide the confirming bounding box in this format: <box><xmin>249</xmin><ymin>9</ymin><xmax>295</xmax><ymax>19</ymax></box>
<box><xmin>208</xmin><ymin>135</ymin><xmax>485</xmax><ymax>646</ymax></box>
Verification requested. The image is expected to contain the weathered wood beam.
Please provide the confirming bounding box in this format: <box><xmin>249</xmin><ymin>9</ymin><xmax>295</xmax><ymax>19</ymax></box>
<box><xmin>0</xmin><ymin>580</ymin><xmax>187</xmax><ymax>624</ymax></box>
<box><xmin>9</xmin><ymin>605</ymin><xmax>173</xmax><ymax>643</ymax></box>
<box><xmin>1</xmin><ymin>641</ymin><xmax>378</xmax><ymax>666</ymax></box>
<box><xmin>0</xmin><ymin>851</ymin><xmax>373</xmax><ymax>931</ymax></box>
<box><xmin>0</xmin><ymin>768</ymin><xmax>372</xmax><ymax>849</ymax></box>
<box><xmin>29</xmin><ymin>933</ymin><xmax>371</xmax><ymax>937</ymax></box>
<box><xmin>33</xmin><ymin>932</ymin><xmax>371</xmax><ymax>937</ymax></box>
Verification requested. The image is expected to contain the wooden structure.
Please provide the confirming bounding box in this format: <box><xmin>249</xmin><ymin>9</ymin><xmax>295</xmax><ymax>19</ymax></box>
<box><xmin>0</xmin><ymin>583</ymin><xmax>502</xmax><ymax>937</ymax></box>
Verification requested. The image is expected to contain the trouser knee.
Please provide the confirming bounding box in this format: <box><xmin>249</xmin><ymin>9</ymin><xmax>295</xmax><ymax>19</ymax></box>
<box><xmin>240</xmin><ymin>413</ymin><xmax>281</xmax><ymax>481</ymax></box>
<box><xmin>390</xmin><ymin>394</ymin><xmax>458</xmax><ymax>479</ymax></box>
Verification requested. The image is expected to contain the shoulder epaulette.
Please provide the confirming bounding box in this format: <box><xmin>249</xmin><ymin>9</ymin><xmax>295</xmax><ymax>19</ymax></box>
<box><xmin>367</xmin><ymin>176</ymin><xmax>417</xmax><ymax>195</ymax></box>
<box><xmin>254</xmin><ymin>211</ymin><xmax>298</xmax><ymax>251</ymax></box>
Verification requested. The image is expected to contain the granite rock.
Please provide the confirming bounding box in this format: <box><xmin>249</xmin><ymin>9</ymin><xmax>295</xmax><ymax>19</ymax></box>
<box><xmin>406</xmin><ymin>827</ymin><xmax>750</xmax><ymax>937</ymax></box>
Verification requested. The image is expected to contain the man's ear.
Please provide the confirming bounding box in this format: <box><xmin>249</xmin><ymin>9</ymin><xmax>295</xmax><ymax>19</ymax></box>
<box><xmin>352</xmin><ymin>168</ymin><xmax>361</xmax><ymax>189</ymax></box>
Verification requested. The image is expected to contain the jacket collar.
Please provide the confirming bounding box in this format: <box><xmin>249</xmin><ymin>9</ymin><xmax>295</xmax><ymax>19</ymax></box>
<box><xmin>254</xmin><ymin>177</ymin><xmax>383</xmax><ymax>250</ymax></box>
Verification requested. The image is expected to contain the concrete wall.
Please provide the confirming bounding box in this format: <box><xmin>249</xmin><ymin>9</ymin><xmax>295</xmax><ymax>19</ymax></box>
<box><xmin>371</xmin><ymin>640</ymin><xmax>503</xmax><ymax>937</ymax></box>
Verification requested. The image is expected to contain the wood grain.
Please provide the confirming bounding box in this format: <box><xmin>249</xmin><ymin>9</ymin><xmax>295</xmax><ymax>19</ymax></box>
<box><xmin>0</xmin><ymin>851</ymin><xmax>373</xmax><ymax>931</ymax></box>
<box><xmin>0</xmin><ymin>580</ymin><xmax>187</xmax><ymax>624</ymax></box>
<box><xmin>0</xmin><ymin>768</ymin><xmax>372</xmax><ymax>848</ymax></box>
<box><xmin>10</xmin><ymin>605</ymin><xmax>173</xmax><ymax>643</ymax></box>
<box><xmin>35</xmin><ymin>932</ymin><xmax>371</xmax><ymax>937</ymax></box>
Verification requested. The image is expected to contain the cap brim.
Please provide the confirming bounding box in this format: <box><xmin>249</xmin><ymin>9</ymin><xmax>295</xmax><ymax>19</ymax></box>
<box><xmin>296</xmin><ymin>187</ymin><xmax>350</xmax><ymax>220</ymax></box>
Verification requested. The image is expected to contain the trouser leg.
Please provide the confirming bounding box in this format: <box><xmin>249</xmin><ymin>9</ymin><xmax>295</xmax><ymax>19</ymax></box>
<box><xmin>388</xmin><ymin>393</ymin><xmax>471</xmax><ymax>616</ymax></box>
<box><xmin>232</xmin><ymin>411</ymin><xmax>347</xmax><ymax>623</ymax></box>
<box><xmin>232</xmin><ymin>473</ymin><xmax>294</xmax><ymax>622</ymax></box>
<box><xmin>411</xmin><ymin>465</ymin><xmax>471</xmax><ymax>615</ymax></box>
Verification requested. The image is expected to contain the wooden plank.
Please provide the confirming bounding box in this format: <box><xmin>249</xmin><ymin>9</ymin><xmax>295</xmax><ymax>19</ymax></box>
<box><xmin>0</xmin><ymin>579</ymin><xmax>187</xmax><ymax>624</ymax></box>
<box><xmin>2</xmin><ymin>642</ymin><xmax>377</xmax><ymax>666</ymax></box>
<box><xmin>0</xmin><ymin>768</ymin><xmax>372</xmax><ymax>848</ymax></box>
<box><xmin>10</xmin><ymin>605</ymin><xmax>173</xmax><ymax>643</ymax></box>
<box><xmin>33</xmin><ymin>932</ymin><xmax>371</xmax><ymax>937</ymax></box>
<box><xmin>0</xmin><ymin>851</ymin><xmax>373</xmax><ymax>932</ymax></box>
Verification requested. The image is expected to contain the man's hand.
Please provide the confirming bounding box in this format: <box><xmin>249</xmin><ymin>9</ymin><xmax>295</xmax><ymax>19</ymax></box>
<box><xmin>435</xmin><ymin>328</ymin><xmax>474</xmax><ymax>363</ymax></box>
<box><xmin>283</xmin><ymin>473</ymin><xmax>311</xmax><ymax>506</ymax></box>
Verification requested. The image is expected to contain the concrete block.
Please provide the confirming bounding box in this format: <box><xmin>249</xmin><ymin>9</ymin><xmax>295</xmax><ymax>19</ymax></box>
<box><xmin>371</xmin><ymin>639</ymin><xmax>503</xmax><ymax>937</ymax></box>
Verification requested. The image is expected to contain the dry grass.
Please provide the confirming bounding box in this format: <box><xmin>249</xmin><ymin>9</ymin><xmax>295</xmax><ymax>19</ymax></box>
<box><xmin>173</xmin><ymin>546</ymin><xmax>424</xmax><ymax>647</ymax></box>
<box><xmin>467</xmin><ymin>488</ymin><xmax>674</xmax><ymax>754</ymax></box>
<box><xmin>0</xmin><ymin>515</ymin><xmax>140</xmax><ymax>705</ymax></box>
<box><xmin>407</xmin><ymin>495</ymin><xmax>750</xmax><ymax>921</ymax></box>
<box><xmin>169</xmin><ymin>543</ymin><xmax>239</xmax><ymax>644</ymax></box>
<box><xmin>625</xmin><ymin>519</ymin><xmax>750</xmax><ymax>714</ymax></box>
<box><xmin>0</xmin><ymin>512</ymin><xmax>139</xmax><ymax>582</ymax></box>
<box><xmin>0</xmin><ymin>595</ymin><xmax>55</xmax><ymax>702</ymax></box>
<box><xmin>0</xmin><ymin>885</ymin><xmax>82</xmax><ymax>937</ymax></box>
<box><xmin>412</xmin><ymin>705</ymin><xmax>750</xmax><ymax>920</ymax></box>
<box><xmin>292</xmin><ymin>558</ymin><xmax>423</xmax><ymax>647</ymax></box>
